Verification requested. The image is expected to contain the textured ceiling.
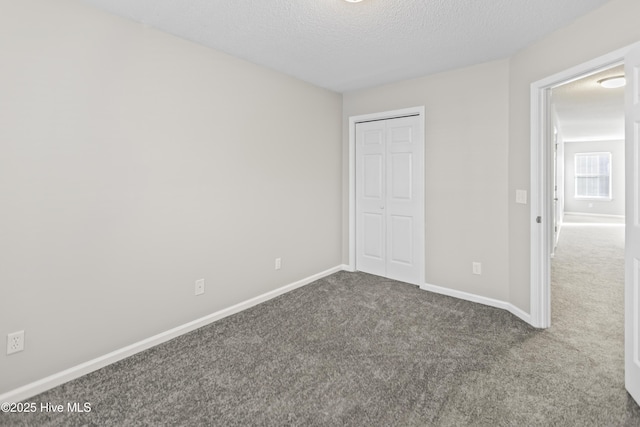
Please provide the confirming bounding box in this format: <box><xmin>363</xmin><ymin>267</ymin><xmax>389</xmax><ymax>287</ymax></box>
<box><xmin>553</xmin><ymin>64</ymin><xmax>625</xmax><ymax>142</ymax></box>
<box><xmin>83</xmin><ymin>0</ymin><xmax>612</xmax><ymax>93</ymax></box>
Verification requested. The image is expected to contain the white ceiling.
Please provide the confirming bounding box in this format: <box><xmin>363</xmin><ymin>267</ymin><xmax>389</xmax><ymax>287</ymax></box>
<box><xmin>552</xmin><ymin>64</ymin><xmax>625</xmax><ymax>142</ymax></box>
<box><xmin>83</xmin><ymin>0</ymin><xmax>612</xmax><ymax>93</ymax></box>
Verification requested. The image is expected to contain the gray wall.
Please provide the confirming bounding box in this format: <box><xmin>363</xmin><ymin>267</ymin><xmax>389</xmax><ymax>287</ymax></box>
<box><xmin>343</xmin><ymin>60</ymin><xmax>511</xmax><ymax>302</ymax></box>
<box><xmin>564</xmin><ymin>140</ymin><xmax>625</xmax><ymax>216</ymax></box>
<box><xmin>0</xmin><ymin>0</ymin><xmax>342</xmax><ymax>394</ymax></box>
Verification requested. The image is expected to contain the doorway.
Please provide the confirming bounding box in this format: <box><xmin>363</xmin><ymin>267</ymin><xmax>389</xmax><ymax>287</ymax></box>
<box><xmin>548</xmin><ymin>65</ymin><xmax>626</xmax><ymax>385</ymax></box>
<box><xmin>530</xmin><ymin>45</ymin><xmax>633</xmax><ymax>329</ymax></box>
<box><xmin>348</xmin><ymin>106</ymin><xmax>425</xmax><ymax>286</ymax></box>
<box><xmin>551</xmin><ymin>64</ymin><xmax>625</xmax><ymax>226</ymax></box>
<box><xmin>531</xmin><ymin>41</ymin><xmax>640</xmax><ymax>406</ymax></box>
<box><xmin>549</xmin><ymin>62</ymin><xmax>626</xmax><ymax>259</ymax></box>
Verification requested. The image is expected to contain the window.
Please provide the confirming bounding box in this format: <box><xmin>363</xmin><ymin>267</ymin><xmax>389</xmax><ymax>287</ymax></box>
<box><xmin>574</xmin><ymin>152</ymin><xmax>611</xmax><ymax>199</ymax></box>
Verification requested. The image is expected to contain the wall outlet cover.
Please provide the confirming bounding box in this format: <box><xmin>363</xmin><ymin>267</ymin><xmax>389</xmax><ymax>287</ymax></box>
<box><xmin>472</xmin><ymin>262</ymin><xmax>482</xmax><ymax>275</ymax></box>
<box><xmin>195</xmin><ymin>279</ymin><xmax>205</xmax><ymax>296</ymax></box>
<box><xmin>7</xmin><ymin>330</ymin><xmax>25</xmax><ymax>355</ymax></box>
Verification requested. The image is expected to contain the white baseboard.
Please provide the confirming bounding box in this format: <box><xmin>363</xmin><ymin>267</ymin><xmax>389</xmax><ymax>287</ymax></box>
<box><xmin>564</xmin><ymin>212</ymin><xmax>625</xmax><ymax>219</ymax></box>
<box><xmin>420</xmin><ymin>282</ymin><xmax>532</xmax><ymax>325</ymax></box>
<box><xmin>342</xmin><ymin>264</ymin><xmax>356</xmax><ymax>272</ymax></box>
<box><xmin>0</xmin><ymin>265</ymin><xmax>344</xmax><ymax>405</ymax></box>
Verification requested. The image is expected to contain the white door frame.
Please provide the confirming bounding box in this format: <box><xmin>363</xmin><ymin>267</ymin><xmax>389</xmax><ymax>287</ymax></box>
<box><xmin>348</xmin><ymin>106</ymin><xmax>426</xmax><ymax>285</ymax></box>
<box><xmin>530</xmin><ymin>44</ymin><xmax>637</xmax><ymax>329</ymax></box>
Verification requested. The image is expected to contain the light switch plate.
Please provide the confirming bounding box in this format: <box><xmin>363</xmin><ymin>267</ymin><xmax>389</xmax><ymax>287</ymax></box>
<box><xmin>516</xmin><ymin>190</ymin><xmax>527</xmax><ymax>204</ymax></box>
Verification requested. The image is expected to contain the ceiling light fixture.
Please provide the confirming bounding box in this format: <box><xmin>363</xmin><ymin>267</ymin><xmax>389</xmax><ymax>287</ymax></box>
<box><xmin>344</xmin><ymin>0</ymin><xmax>364</xmax><ymax>2</ymax></box>
<box><xmin>598</xmin><ymin>76</ymin><xmax>626</xmax><ymax>89</ymax></box>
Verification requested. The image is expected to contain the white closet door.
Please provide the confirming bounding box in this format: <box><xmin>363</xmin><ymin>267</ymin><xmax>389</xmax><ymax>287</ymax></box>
<box><xmin>356</xmin><ymin>115</ymin><xmax>424</xmax><ymax>285</ymax></box>
<box><xmin>356</xmin><ymin>121</ymin><xmax>387</xmax><ymax>277</ymax></box>
<box><xmin>385</xmin><ymin>116</ymin><xmax>424</xmax><ymax>284</ymax></box>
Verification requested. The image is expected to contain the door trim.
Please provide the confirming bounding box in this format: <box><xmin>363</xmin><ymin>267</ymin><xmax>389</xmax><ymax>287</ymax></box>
<box><xmin>530</xmin><ymin>43</ymin><xmax>638</xmax><ymax>329</ymax></box>
<box><xmin>348</xmin><ymin>106</ymin><xmax>426</xmax><ymax>285</ymax></box>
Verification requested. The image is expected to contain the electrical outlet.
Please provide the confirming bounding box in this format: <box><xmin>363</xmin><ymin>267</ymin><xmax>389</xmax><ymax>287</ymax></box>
<box><xmin>472</xmin><ymin>262</ymin><xmax>482</xmax><ymax>275</ymax></box>
<box><xmin>7</xmin><ymin>330</ymin><xmax>24</xmax><ymax>355</ymax></box>
<box><xmin>195</xmin><ymin>279</ymin><xmax>205</xmax><ymax>296</ymax></box>
<box><xmin>275</xmin><ymin>258</ymin><xmax>282</xmax><ymax>270</ymax></box>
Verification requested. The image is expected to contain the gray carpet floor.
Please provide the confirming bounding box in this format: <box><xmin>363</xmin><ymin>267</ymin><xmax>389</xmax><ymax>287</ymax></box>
<box><xmin>3</xmin><ymin>214</ymin><xmax>640</xmax><ymax>426</ymax></box>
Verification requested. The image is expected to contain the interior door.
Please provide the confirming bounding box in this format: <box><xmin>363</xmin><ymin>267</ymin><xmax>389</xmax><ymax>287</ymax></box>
<box><xmin>555</xmin><ymin>134</ymin><xmax>564</xmax><ymax>250</ymax></box>
<box><xmin>553</xmin><ymin>137</ymin><xmax>559</xmax><ymax>254</ymax></box>
<box><xmin>552</xmin><ymin>130</ymin><xmax>564</xmax><ymax>254</ymax></box>
<box><xmin>355</xmin><ymin>115</ymin><xmax>424</xmax><ymax>285</ymax></box>
<box><xmin>356</xmin><ymin>120</ymin><xmax>386</xmax><ymax>277</ymax></box>
<box><xmin>625</xmin><ymin>44</ymin><xmax>640</xmax><ymax>405</ymax></box>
